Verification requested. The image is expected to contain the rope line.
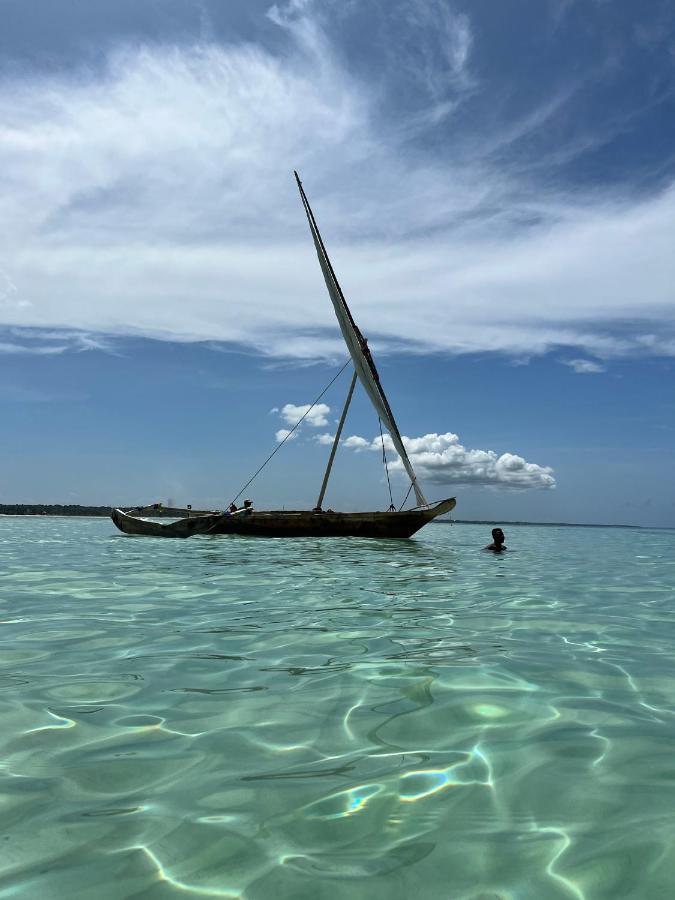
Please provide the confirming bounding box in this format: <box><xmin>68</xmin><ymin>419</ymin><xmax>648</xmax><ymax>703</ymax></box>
<box><xmin>397</xmin><ymin>482</ymin><xmax>414</xmax><ymax>512</ymax></box>
<box><xmin>228</xmin><ymin>359</ymin><xmax>351</xmax><ymax>508</ymax></box>
<box><xmin>378</xmin><ymin>419</ymin><xmax>396</xmax><ymax>512</ymax></box>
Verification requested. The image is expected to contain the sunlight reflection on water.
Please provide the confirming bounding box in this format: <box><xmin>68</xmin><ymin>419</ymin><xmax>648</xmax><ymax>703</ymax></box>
<box><xmin>0</xmin><ymin>517</ymin><xmax>674</xmax><ymax>898</ymax></box>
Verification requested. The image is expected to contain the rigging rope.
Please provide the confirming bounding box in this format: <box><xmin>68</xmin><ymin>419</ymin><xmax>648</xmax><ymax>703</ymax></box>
<box><xmin>228</xmin><ymin>359</ymin><xmax>351</xmax><ymax>508</ymax></box>
<box><xmin>378</xmin><ymin>418</ymin><xmax>396</xmax><ymax>512</ymax></box>
<box><xmin>397</xmin><ymin>482</ymin><xmax>414</xmax><ymax>512</ymax></box>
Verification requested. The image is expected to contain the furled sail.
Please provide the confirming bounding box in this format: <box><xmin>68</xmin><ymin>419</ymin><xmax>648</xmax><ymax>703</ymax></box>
<box><xmin>295</xmin><ymin>172</ymin><xmax>427</xmax><ymax>507</ymax></box>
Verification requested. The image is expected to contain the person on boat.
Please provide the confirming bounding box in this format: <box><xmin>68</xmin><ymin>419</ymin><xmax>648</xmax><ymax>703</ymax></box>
<box><xmin>484</xmin><ymin>527</ymin><xmax>506</xmax><ymax>552</ymax></box>
<box><xmin>227</xmin><ymin>500</ymin><xmax>253</xmax><ymax>516</ymax></box>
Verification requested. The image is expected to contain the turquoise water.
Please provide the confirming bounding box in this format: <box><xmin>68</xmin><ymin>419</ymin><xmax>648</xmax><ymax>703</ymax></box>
<box><xmin>1</xmin><ymin>517</ymin><xmax>674</xmax><ymax>899</ymax></box>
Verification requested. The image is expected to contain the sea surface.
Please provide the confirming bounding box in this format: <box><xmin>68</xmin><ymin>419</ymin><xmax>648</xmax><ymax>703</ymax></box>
<box><xmin>1</xmin><ymin>517</ymin><xmax>674</xmax><ymax>899</ymax></box>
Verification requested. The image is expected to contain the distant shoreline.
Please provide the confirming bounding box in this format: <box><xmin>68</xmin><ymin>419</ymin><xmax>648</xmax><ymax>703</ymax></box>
<box><xmin>0</xmin><ymin>504</ymin><xmax>194</xmax><ymax>519</ymax></box>
<box><xmin>437</xmin><ymin>518</ymin><xmax>646</xmax><ymax>530</ymax></box>
<box><xmin>0</xmin><ymin>505</ymin><xmax>113</xmax><ymax>517</ymax></box>
<box><xmin>0</xmin><ymin>504</ymin><xmax>663</xmax><ymax>529</ymax></box>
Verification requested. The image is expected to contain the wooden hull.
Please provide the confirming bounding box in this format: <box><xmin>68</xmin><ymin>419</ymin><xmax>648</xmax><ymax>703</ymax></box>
<box><xmin>110</xmin><ymin>498</ymin><xmax>456</xmax><ymax>539</ymax></box>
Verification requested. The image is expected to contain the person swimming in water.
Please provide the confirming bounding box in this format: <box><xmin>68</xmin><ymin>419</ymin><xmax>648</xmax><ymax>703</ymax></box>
<box><xmin>484</xmin><ymin>527</ymin><xmax>506</xmax><ymax>553</ymax></box>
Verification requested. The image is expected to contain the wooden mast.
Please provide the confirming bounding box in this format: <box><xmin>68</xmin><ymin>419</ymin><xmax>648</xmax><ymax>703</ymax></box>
<box><xmin>315</xmin><ymin>368</ymin><xmax>358</xmax><ymax>511</ymax></box>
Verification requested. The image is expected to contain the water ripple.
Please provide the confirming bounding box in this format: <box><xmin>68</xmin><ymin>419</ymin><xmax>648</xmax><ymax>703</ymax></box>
<box><xmin>1</xmin><ymin>517</ymin><xmax>674</xmax><ymax>898</ymax></box>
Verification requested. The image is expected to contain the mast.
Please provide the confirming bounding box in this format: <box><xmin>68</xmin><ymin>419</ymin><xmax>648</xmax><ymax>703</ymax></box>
<box><xmin>316</xmin><ymin>368</ymin><xmax>358</xmax><ymax>511</ymax></box>
<box><xmin>295</xmin><ymin>171</ymin><xmax>427</xmax><ymax>507</ymax></box>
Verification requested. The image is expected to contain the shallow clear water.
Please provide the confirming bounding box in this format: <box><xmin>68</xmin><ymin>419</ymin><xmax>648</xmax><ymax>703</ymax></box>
<box><xmin>1</xmin><ymin>517</ymin><xmax>674</xmax><ymax>899</ymax></box>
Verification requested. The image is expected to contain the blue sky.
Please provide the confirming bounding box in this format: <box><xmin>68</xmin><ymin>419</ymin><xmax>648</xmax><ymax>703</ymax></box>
<box><xmin>1</xmin><ymin>0</ymin><xmax>674</xmax><ymax>526</ymax></box>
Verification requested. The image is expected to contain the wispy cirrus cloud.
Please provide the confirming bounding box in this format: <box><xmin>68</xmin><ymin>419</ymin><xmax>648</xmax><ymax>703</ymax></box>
<box><xmin>0</xmin><ymin>341</ymin><xmax>69</xmax><ymax>355</ymax></box>
<box><xmin>0</xmin><ymin>2</ymin><xmax>673</xmax><ymax>365</ymax></box>
<box><xmin>0</xmin><ymin>328</ymin><xmax>114</xmax><ymax>355</ymax></box>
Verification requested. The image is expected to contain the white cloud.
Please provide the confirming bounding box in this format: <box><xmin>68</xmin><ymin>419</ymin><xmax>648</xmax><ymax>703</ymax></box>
<box><xmin>0</xmin><ymin>7</ymin><xmax>673</xmax><ymax>362</ymax></box>
<box><xmin>280</xmin><ymin>402</ymin><xmax>330</xmax><ymax>428</ymax></box>
<box><xmin>342</xmin><ymin>435</ymin><xmax>371</xmax><ymax>452</ymax></box>
<box><xmin>563</xmin><ymin>358</ymin><xmax>606</xmax><ymax>374</ymax></box>
<box><xmin>0</xmin><ymin>329</ymin><xmax>113</xmax><ymax>355</ymax></box>
<box><xmin>314</xmin><ymin>432</ymin><xmax>335</xmax><ymax>445</ymax></box>
<box><xmin>273</xmin><ymin>400</ymin><xmax>331</xmax><ymax>443</ymax></box>
<box><xmin>275</xmin><ymin>428</ymin><xmax>297</xmax><ymax>443</ymax></box>
<box><xmin>377</xmin><ymin>0</ymin><xmax>474</xmax><ymax>121</ymax></box>
<box><xmin>343</xmin><ymin>432</ymin><xmax>555</xmax><ymax>490</ymax></box>
<box><xmin>0</xmin><ymin>341</ymin><xmax>67</xmax><ymax>355</ymax></box>
<box><xmin>268</xmin><ymin>0</ymin><xmax>315</xmax><ymax>27</ymax></box>
<box><xmin>0</xmin><ymin>270</ymin><xmax>23</xmax><ymax>308</ymax></box>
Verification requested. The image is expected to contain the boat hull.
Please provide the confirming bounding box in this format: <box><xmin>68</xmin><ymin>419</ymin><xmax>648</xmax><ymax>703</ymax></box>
<box><xmin>111</xmin><ymin>499</ymin><xmax>456</xmax><ymax>539</ymax></box>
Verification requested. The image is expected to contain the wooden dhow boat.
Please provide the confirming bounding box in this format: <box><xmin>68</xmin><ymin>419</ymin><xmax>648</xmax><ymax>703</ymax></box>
<box><xmin>111</xmin><ymin>502</ymin><xmax>455</xmax><ymax>539</ymax></box>
<box><xmin>111</xmin><ymin>173</ymin><xmax>456</xmax><ymax>539</ymax></box>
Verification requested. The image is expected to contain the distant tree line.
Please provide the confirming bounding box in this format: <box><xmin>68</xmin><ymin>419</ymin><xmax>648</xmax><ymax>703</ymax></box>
<box><xmin>0</xmin><ymin>504</ymin><xmax>198</xmax><ymax>518</ymax></box>
<box><xmin>0</xmin><ymin>505</ymin><xmax>112</xmax><ymax>516</ymax></box>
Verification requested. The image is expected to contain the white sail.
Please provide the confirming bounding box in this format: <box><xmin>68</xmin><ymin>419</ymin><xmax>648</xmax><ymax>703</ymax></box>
<box><xmin>295</xmin><ymin>172</ymin><xmax>427</xmax><ymax>507</ymax></box>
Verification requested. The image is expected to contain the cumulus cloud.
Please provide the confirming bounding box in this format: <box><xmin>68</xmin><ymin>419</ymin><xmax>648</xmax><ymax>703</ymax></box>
<box><xmin>342</xmin><ymin>435</ymin><xmax>372</xmax><ymax>451</ymax></box>
<box><xmin>279</xmin><ymin>402</ymin><xmax>330</xmax><ymax>428</ymax></box>
<box><xmin>563</xmin><ymin>358</ymin><xmax>606</xmax><ymax>374</ymax></box>
<box><xmin>343</xmin><ymin>432</ymin><xmax>555</xmax><ymax>490</ymax></box>
<box><xmin>272</xmin><ymin>400</ymin><xmax>331</xmax><ymax>442</ymax></box>
<box><xmin>0</xmin><ymin>5</ymin><xmax>673</xmax><ymax>362</ymax></box>
<box><xmin>275</xmin><ymin>428</ymin><xmax>297</xmax><ymax>443</ymax></box>
<box><xmin>314</xmin><ymin>432</ymin><xmax>335</xmax><ymax>445</ymax></box>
